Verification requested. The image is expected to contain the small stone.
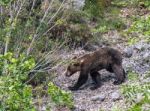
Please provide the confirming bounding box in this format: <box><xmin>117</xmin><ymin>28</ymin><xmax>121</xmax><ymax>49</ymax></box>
<box><xmin>143</xmin><ymin>52</ymin><xmax>150</xmax><ymax>63</ymax></box>
<box><xmin>111</xmin><ymin>92</ymin><xmax>121</xmax><ymax>101</ymax></box>
<box><xmin>143</xmin><ymin>52</ymin><xmax>150</xmax><ymax>58</ymax></box>
<box><xmin>91</xmin><ymin>94</ymin><xmax>105</xmax><ymax>101</ymax></box>
<box><xmin>124</xmin><ymin>47</ymin><xmax>133</xmax><ymax>58</ymax></box>
<box><xmin>73</xmin><ymin>0</ymin><xmax>85</xmax><ymax>10</ymax></box>
<box><xmin>134</xmin><ymin>43</ymin><xmax>145</xmax><ymax>51</ymax></box>
<box><xmin>41</xmin><ymin>106</ymin><xmax>46</xmax><ymax>111</ymax></box>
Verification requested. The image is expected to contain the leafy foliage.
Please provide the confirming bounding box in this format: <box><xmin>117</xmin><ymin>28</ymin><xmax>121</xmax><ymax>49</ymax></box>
<box><xmin>48</xmin><ymin>82</ymin><xmax>74</xmax><ymax>109</ymax></box>
<box><xmin>0</xmin><ymin>52</ymin><xmax>35</xmax><ymax>76</ymax></box>
<box><xmin>112</xmin><ymin>0</ymin><xmax>150</xmax><ymax>8</ymax></box>
<box><xmin>127</xmin><ymin>16</ymin><xmax>150</xmax><ymax>42</ymax></box>
<box><xmin>0</xmin><ymin>52</ymin><xmax>35</xmax><ymax>110</ymax></box>
<box><xmin>112</xmin><ymin>0</ymin><xmax>140</xmax><ymax>7</ymax></box>
<box><xmin>121</xmin><ymin>71</ymin><xmax>150</xmax><ymax>111</ymax></box>
<box><xmin>0</xmin><ymin>0</ymin><xmax>12</xmax><ymax>5</ymax></box>
<box><xmin>92</xmin><ymin>17</ymin><xmax>125</xmax><ymax>34</ymax></box>
<box><xmin>84</xmin><ymin>0</ymin><xmax>111</xmax><ymax>18</ymax></box>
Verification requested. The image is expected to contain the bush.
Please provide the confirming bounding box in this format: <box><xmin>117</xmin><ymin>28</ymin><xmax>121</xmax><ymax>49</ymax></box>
<box><xmin>84</xmin><ymin>0</ymin><xmax>104</xmax><ymax>18</ymax></box>
<box><xmin>127</xmin><ymin>15</ymin><xmax>150</xmax><ymax>42</ymax></box>
<box><xmin>0</xmin><ymin>52</ymin><xmax>35</xmax><ymax>111</ymax></box>
<box><xmin>48</xmin><ymin>82</ymin><xmax>74</xmax><ymax>109</ymax></box>
<box><xmin>92</xmin><ymin>17</ymin><xmax>125</xmax><ymax>34</ymax></box>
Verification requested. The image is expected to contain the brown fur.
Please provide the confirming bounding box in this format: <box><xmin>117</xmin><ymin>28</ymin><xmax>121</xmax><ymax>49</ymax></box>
<box><xmin>64</xmin><ymin>47</ymin><xmax>126</xmax><ymax>91</ymax></box>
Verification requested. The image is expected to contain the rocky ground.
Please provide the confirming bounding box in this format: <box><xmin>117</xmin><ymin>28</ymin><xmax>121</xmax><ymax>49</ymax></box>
<box><xmin>53</xmin><ymin>40</ymin><xmax>150</xmax><ymax>111</ymax></box>
<box><xmin>36</xmin><ymin>37</ymin><xmax>150</xmax><ymax>111</ymax></box>
<box><xmin>52</xmin><ymin>4</ymin><xmax>150</xmax><ymax>111</ymax></box>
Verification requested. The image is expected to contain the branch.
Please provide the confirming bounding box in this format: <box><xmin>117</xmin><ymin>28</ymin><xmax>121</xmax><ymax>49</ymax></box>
<box><xmin>15</xmin><ymin>0</ymin><xmax>26</xmax><ymax>20</ymax></box>
<box><xmin>29</xmin><ymin>0</ymin><xmax>36</xmax><ymax>16</ymax></box>
<box><xmin>25</xmin><ymin>60</ymin><xmax>64</xmax><ymax>84</ymax></box>
<box><xmin>26</xmin><ymin>0</ymin><xmax>56</xmax><ymax>55</ymax></box>
<box><xmin>48</xmin><ymin>0</ymin><xmax>66</xmax><ymax>24</ymax></box>
<box><xmin>30</xmin><ymin>41</ymin><xmax>66</xmax><ymax>72</ymax></box>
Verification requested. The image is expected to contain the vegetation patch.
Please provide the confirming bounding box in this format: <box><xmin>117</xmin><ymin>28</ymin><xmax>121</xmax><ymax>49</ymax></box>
<box><xmin>127</xmin><ymin>16</ymin><xmax>150</xmax><ymax>42</ymax></box>
<box><xmin>0</xmin><ymin>53</ymin><xmax>35</xmax><ymax>110</ymax></box>
<box><xmin>121</xmin><ymin>71</ymin><xmax>150</xmax><ymax>111</ymax></box>
<box><xmin>92</xmin><ymin>17</ymin><xmax>125</xmax><ymax>34</ymax></box>
<box><xmin>48</xmin><ymin>82</ymin><xmax>74</xmax><ymax>109</ymax></box>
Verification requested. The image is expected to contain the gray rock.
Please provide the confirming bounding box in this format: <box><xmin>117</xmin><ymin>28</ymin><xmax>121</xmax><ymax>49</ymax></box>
<box><xmin>134</xmin><ymin>41</ymin><xmax>145</xmax><ymax>50</ymax></box>
<box><xmin>142</xmin><ymin>52</ymin><xmax>150</xmax><ymax>64</ymax></box>
<box><xmin>134</xmin><ymin>41</ymin><xmax>150</xmax><ymax>51</ymax></box>
<box><xmin>41</xmin><ymin>106</ymin><xmax>46</xmax><ymax>111</ymax></box>
<box><xmin>134</xmin><ymin>45</ymin><xmax>143</xmax><ymax>50</ymax></box>
<box><xmin>72</xmin><ymin>0</ymin><xmax>85</xmax><ymax>10</ymax></box>
<box><xmin>124</xmin><ymin>47</ymin><xmax>133</xmax><ymax>58</ymax></box>
<box><xmin>111</xmin><ymin>92</ymin><xmax>121</xmax><ymax>101</ymax></box>
<box><xmin>143</xmin><ymin>52</ymin><xmax>150</xmax><ymax>58</ymax></box>
<box><xmin>91</xmin><ymin>94</ymin><xmax>106</xmax><ymax>101</ymax></box>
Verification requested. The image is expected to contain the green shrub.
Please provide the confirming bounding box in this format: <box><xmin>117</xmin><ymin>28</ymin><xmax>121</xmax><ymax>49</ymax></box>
<box><xmin>0</xmin><ymin>52</ymin><xmax>36</xmax><ymax>111</ymax></box>
<box><xmin>112</xmin><ymin>0</ymin><xmax>150</xmax><ymax>9</ymax></box>
<box><xmin>127</xmin><ymin>16</ymin><xmax>150</xmax><ymax>42</ymax></box>
<box><xmin>0</xmin><ymin>79</ymin><xmax>34</xmax><ymax>111</ymax></box>
<box><xmin>0</xmin><ymin>0</ymin><xmax>12</xmax><ymax>5</ymax></box>
<box><xmin>48</xmin><ymin>82</ymin><xmax>74</xmax><ymax>109</ymax></box>
<box><xmin>92</xmin><ymin>17</ymin><xmax>125</xmax><ymax>34</ymax></box>
<box><xmin>83</xmin><ymin>0</ymin><xmax>106</xmax><ymax>18</ymax></box>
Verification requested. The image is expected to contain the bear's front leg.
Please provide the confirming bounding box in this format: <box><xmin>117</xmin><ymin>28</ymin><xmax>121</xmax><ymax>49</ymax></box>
<box><xmin>112</xmin><ymin>64</ymin><xmax>125</xmax><ymax>85</ymax></box>
<box><xmin>68</xmin><ymin>71</ymin><xmax>88</xmax><ymax>91</ymax></box>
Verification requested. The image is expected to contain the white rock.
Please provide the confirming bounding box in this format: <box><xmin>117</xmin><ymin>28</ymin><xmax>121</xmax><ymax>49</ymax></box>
<box><xmin>41</xmin><ymin>106</ymin><xmax>46</xmax><ymax>111</ymax></box>
<box><xmin>91</xmin><ymin>94</ymin><xmax>105</xmax><ymax>101</ymax></box>
<box><xmin>111</xmin><ymin>91</ymin><xmax>121</xmax><ymax>101</ymax></box>
<box><xmin>124</xmin><ymin>47</ymin><xmax>133</xmax><ymax>58</ymax></box>
<box><xmin>72</xmin><ymin>0</ymin><xmax>85</xmax><ymax>10</ymax></box>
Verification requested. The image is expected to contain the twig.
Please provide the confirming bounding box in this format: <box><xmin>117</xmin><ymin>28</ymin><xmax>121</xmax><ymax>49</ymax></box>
<box><xmin>30</xmin><ymin>41</ymin><xmax>66</xmax><ymax>72</ymax></box>
<box><xmin>25</xmin><ymin>60</ymin><xmax>63</xmax><ymax>84</ymax></box>
<box><xmin>26</xmin><ymin>0</ymin><xmax>57</xmax><ymax>55</ymax></box>
<box><xmin>29</xmin><ymin>0</ymin><xmax>36</xmax><ymax>16</ymax></box>
<box><xmin>48</xmin><ymin>0</ymin><xmax>66</xmax><ymax>24</ymax></box>
<box><xmin>15</xmin><ymin>0</ymin><xmax>26</xmax><ymax>20</ymax></box>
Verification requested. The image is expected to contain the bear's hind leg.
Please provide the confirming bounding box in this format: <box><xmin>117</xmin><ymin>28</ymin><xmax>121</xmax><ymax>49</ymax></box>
<box><xmin>106</xmin><ymin>64</ymin><xmax>114</xmax><ymax>73</ymax></box>
<box><xmin>90</xmin><ymin>71</ymin><xmax>101</xmax><ymax>90</ymax></box>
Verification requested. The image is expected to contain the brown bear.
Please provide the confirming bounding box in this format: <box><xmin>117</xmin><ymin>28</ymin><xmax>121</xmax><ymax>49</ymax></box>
<box><xmin>64</xmin><ymin>47</ymin><xmax>126</xmax><ymax>91</ymax></box>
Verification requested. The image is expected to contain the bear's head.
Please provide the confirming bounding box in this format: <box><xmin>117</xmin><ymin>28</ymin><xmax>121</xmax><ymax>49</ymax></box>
<box><xmin>64</xmin><ymin>61</ymin><xmax>81</xmax><ymax>77</ymax></box>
